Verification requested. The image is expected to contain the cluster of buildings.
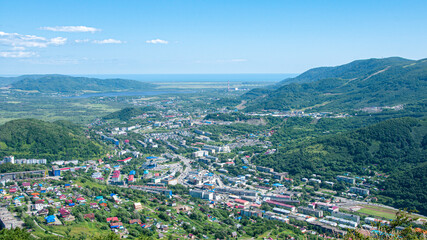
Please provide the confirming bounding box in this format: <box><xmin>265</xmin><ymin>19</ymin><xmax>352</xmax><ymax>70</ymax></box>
<box><xmin>1</xmin><ymin>156</ymin><xmax>46</xmax><ymax>165</ymax></box>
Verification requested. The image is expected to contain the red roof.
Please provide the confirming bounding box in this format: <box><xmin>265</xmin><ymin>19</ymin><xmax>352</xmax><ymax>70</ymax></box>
<box><xmin>265</xmin><ymin>200</ymin><xmax>295</xmax><ymax>209</ymax></box>
<box><xmin>106</xmin><ymin>217</ymin><xmax>119</xmax><ymax>222</ymax></box>
<box><xmin>128</xmin><ymin>175</ymin><xmax>134</xmax><ymax>181</ymax></box>
<box><xmin>234</xmin><ymin>199</ymin><xmax>248</xmax><ymax>204</ymax></box>
<box><xmin>76</xmin><ymin>197</ymin><xmax>85</xmax><ymax>201</ymax></box>
<box><xmin>118</xmin><ymin>157</ymin><xmax>132</xmax><ymax>162</ymax></box>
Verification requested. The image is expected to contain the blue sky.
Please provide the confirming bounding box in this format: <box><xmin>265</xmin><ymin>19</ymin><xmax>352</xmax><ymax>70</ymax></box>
<box><xmin>0</xmin><ymin>0</ymin><xmax>426</xmax><ymax>74</ymax></box>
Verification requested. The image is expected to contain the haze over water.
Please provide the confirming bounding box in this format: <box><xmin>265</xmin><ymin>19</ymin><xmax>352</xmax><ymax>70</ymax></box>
<box><xmin>71</xmin><ymin>74</ymin><xmax>297</xmax><ymax>82</ymax></box>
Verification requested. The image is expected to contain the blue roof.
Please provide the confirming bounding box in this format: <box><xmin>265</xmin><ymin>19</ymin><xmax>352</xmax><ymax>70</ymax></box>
<box><xmin>110</xmin><ymin>193</ymin><xmax>116</xmax><ymax>197</ymax></box>
<box><xmin>45</xmin><ymin>215</ymin><xmax>55</xmax><ymax>220</ymax></box>
<box><xmin>273</xmin><ymin>183</ymin><xmax>283</xmax><ymax>187</ymax></box>
<box><xmin>64</xmin><ymin>184</ymin><xmax>71</xmax><ymax>186</ymax></box>
<box><xmin>146</xmin><ymin>156</ymin><xmax>158</xmax><ymax>159</ymax></box>
<box><xmin>242</xmin><ymin>166</ymin><xmax>248</xmax><ymax>169</ymax></box>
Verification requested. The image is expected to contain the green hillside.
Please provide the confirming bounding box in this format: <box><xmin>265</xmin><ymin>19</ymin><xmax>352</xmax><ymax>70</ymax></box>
<box><xmin>252</xmin><ymin>117</ymin><xmax>427</xmax><ymax>214</ymax></box>
<box><xmin>0</xmin><ymin>119</ymin><xmax>105</xmax><ymax>161</ymax></box>
<box><xmin>10</xmin><ymin>74</ymin><xmax>156</xmax><ymax>93</ymax></box>
<box><xmin>103</xmin><ymin>106</ymin><xmax>157</xmax><ymax>121</ymax></box>
<box><xmin>279</xmin><ymin>57</ymin><xmax>413</xmax><ymax>85</ymax></box>
<box><xmin>244</xmin><ymin>57</ymin><xmax>427</xmax><ymax>112</ymax></box>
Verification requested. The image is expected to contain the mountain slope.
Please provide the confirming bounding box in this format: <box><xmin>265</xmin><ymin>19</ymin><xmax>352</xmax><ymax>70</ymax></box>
<box><xmin>252</xmin><ymin>117</ymin><xmax>427</xmax><ymax>214</ymax></box>
<box><xmin>279</xmin><ymin>57</ymin><xmax>414</xmax><ymax>85</ymax></box>
<box><xmin>9</xmin><ymin>74</ymin><xmax>156</xmax><ymax>93</ymax></box>
<box><xmin>0</xmin><ymin>119</ymin><xmax>105</xmax><ymax>161</ymax></box>
<box><xmin>244</xmin><ymin>57</ymin><xmax>427</xmax><ymax>111</ymax></box>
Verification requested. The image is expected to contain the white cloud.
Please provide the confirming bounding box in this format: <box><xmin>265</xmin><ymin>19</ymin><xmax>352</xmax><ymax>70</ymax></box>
<box><xmin>12</xmin><ymin>46</ymin><xmax>26</xmax><ymax>51</ymax></box>
<box><xmin>0</xmin><ymin>31</ymin><xmax>67</xmax><ymax>48</ymax></box>
<box><xmin>50</xmin><ymin>37</ymin><xmax>67</xmax><ymax>45</ymax></box>
<box><xmin>146</xmin><ymin>39</ymin><xmax>168</xmax><ymax>44</ymax></box>
<box><xmin>229</xmin><ymin>59</ymin><xmax>247</xmax><ymax>62</ymax></box>
<box><xmin>75</xmin><ymin>39</ymin><xmax>90</xmax><ymax>43</ymax></box>
<box><xmin>0</xmin><ymin>51</ymin><xmax>37</xmax><ymax>58</ymax></box>
<box><xmin>40</xmin><ymin>26</ymin><xmax>100</xmax><ymax>33</ymax></box>
<box><xmin>93</xmin><ymin>39</ymin><xmax>123</xmax><ymax>44</ymax></box>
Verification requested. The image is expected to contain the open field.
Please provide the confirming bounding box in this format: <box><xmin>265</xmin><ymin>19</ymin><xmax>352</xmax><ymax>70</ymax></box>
<box><xmin>357</xmin><ymin>205</ymin><xmax>426</xmax><ymax>220</ymax></box>
<box><xmin>357</xmin><ymin>205</ymin><xmax>397</xmax><ymax>220</ymax></box>
<box><xmin>155</xmin><ymin>81</ymin><xmax>275</xmax><ymax>89</ymax></box>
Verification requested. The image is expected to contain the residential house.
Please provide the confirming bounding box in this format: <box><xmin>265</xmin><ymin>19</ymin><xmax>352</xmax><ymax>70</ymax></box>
<box><xmin>84</xmin><ymin>213</ymin><xmax>95</xmax><ymax>221</ymax></box>
<box><xmin>106</xmin><ymin>217</ymin><xmax>119</xmax><ymax>223</ymax></box>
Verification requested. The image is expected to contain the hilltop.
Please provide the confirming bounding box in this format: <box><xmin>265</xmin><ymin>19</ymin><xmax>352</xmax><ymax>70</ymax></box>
<box><xmin>103</xmin><ymin>106</ymin><xmax>157</xmax><ymax>121</ymax></box>
<box><xmin>0</xmin><ymin>119</ymin><xmax>105</xmax><ymax>161</ymax></box>
<box><xmin>243</xmin><ymin>57</ymin><xmax>427</xmax><ymax>112</ymax></box>
<box><xmin>278</xmin><ymin>57</ymin><xmax>414</xmax><ymax>85</ymax></box>
<box><xmin>6</xmin><ymin>74</ymin><xmax>156</xmax><ymax>93</ymax></box>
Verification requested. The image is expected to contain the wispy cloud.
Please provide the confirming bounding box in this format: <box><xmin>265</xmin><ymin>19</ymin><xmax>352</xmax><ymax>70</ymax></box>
<box><xmin>93</xmin><ymin>39</ymin><xmax>123</xmax><ymax>44</ymax></box>
<box><xmin>40</xmin><ymin>26</ymin><xmax>100</xmax><ymax>33</ymax></box>
<box><xmin>0</xmin><ymin>51</ymin><xmax>37</xmax><ymax>58</ymax></box>
<box><xmin>0</xmin><ymin>31</ymin><xmax>67</xmax><ymax>48</ymax></box>
<box><xmin>75</xmin><ymin>39</ymin><xmax>90</xmax><ymax>43</ymax></box>
<box><xmin>146</xmin><ymin>39</ymin><xmax>168</xmax><ymax>44</ymax></box>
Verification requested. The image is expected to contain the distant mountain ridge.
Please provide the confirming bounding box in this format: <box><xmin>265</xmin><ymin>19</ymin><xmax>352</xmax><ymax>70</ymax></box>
<box><xmin>278</xmin><ymin>57</ymin><xmax>414</xmax><ymax>85</ymax></box>
<box><xmin>244</xmin><ymin>57</ymin><xmax>427</xmax><ymax>112</ymax></box>
<box><xmin>4</xmin><ymin>74</ymin><xmax>156</xmax><ymax>93</ymax></box>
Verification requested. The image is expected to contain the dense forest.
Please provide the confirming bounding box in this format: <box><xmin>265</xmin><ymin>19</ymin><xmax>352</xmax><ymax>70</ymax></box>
<box><xmin>10</xmin><ymin>74</ymin><xmax>156</xmax><ymax>93</ymax></box>
<box><xmin>252</xmin><ymin>117</ymin><xmax>427</xmax><ymax>214</ymax></box>
<box><xmin>244</xmin><ymin>57</ymin><xmax>427</xmax><ymax>112</ymax></box>
<box><xmin>0</xmin><ymin>119</ymin><xmax>105</xmax><ymax>161</ymax></box>
<box><xmin>379</xmin><ymin>163</ymin><xmax>427</xmax><ymax>216</ymax></box>
<box><xmin>103</xmin><ymin>106</ymin><xmax>157</xmax><ymax>121</ymax></box>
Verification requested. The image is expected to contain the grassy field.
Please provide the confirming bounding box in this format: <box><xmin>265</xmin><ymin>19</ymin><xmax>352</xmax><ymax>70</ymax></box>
<box><xmin>357</xmin><ymin>205</ymin><xmax>426</xmax><ymax>220</ymax></box>
<box><xmin>43</xmin><ymin>221</ymin><xmax>108</xmax><ymax>238</ymax></box>
<box><xmin>357</xmin><ymin>206</ymin><xmax>397</xmax><ymax>220</ymax></box>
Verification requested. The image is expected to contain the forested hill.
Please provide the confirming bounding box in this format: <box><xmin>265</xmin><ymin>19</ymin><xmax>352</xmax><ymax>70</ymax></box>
<box><xmin>0</xmin><ymin>119</ymin><xmax>105</xmax><ymax>161</ymax></box>
<box><xmin>243</xmin><ymin>57</ymin><xmax>427</xmax><ymax>112</ymax></box>
<box><xmin>252</xmin><ymin>117</ymin><xmax>427</xmax><ymax>214</ymax></box>
<box><xmin>279</xmin><ymin>57</ymin><xmax>413</xmax><ymax>85</ymax></box>
<box><xmin>8</xmin><ymin>74</ymin><xmax>156</xmax><ymax>93</ymax></box>
<box><xmin>103</xmin><ymin>106</ymin><xmax>157</xmax><ymax>121</ymax></box>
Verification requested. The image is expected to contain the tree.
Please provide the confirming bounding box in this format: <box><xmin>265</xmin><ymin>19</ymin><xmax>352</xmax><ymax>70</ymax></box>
<box><xmin>344</xmin><ymin>210</ymin><xmax>425</xmax><ymax>240</ymax></box>
<box><xmin>0</xmin><ymin>228</ymin><xmax>33</xmax><ymax>240</ymax></box>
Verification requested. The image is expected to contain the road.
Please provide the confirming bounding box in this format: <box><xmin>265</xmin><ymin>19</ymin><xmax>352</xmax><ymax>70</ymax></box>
<box><xmin>33</xmin><ymin>219</ymin><xmax>64</xmax><ymax>237</ymax></box>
